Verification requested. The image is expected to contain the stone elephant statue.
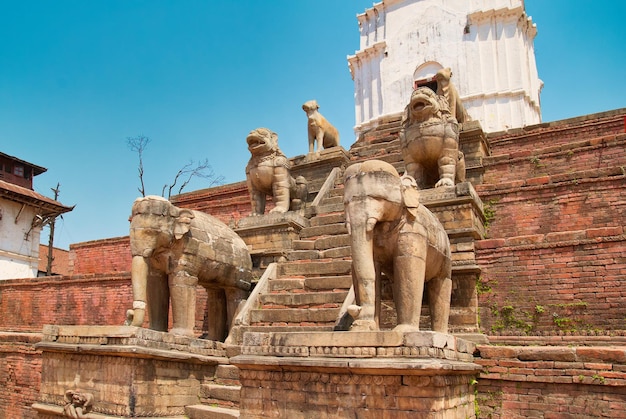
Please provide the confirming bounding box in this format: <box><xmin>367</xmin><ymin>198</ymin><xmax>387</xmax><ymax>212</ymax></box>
<box><xmin>343</xmin><ymin>160</ymin><xmax>452</xmax><ymax>333</ymax></box>
<box><xmin>245</xmin><ymin>127</ymin><xmax>307</xmax><ymax>215</ymax></box>
<box><xmin>126</xmin><ymin>195</ymin><xmax>252</xmax><ymax>341</ymax></box>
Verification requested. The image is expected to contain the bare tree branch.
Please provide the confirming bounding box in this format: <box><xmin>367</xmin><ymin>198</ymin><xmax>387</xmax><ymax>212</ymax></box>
<box><xmin>126</xmin><ymin>135</ymin><xmax>151</xmax><ymax>197</ymax></box>
<box><xmin>127</xmin><ymin>135</ymin><xmax>224</xmax><ymax>199</ymax></box>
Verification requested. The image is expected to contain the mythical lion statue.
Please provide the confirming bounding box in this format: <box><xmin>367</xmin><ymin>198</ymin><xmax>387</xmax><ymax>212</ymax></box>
<box><xmin>245</xmin><ymin>127</ymin><xmax>308</xmax><ymax>215</ymax></box>
<box><xmin>399</xmin><ymin>86</ymin><xmax>466</xmax><ymax>189</ymax></box>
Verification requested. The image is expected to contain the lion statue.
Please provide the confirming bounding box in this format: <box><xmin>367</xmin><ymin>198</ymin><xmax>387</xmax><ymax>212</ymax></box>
<box><xmin>435</xmin><ymin>67</ymin><xmax>470</xmax><ymax>124</ymax></box>
<box><xmin>399</xmin><ymin>87</ymin><xmax>466</xmax><ymax>189</ymax></box>
<box><xmin>302</xmin><ymin>100</ymin><xmax>340</xmax><ymax>154</ymax></box>
<box><xmin>245</xmin><ymin>127</ymin><xmax>308</xmax><ymax>215</ymax></box>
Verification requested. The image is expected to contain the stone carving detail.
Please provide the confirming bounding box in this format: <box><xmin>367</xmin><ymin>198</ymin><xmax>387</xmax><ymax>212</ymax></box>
<box><xmin>343</xmin><ymin>160</ymin><xmax>452</xmax><ymax>333</ymax></box>
<box><xmin>435</xmin><ymin>67</ymin><xmax>470</xmax><ymax>124</ymax></box>
<box><xmin>63</xmin><ymin>390</ymin><xmax>93</xmax><ymax>418</ymax></box>
<box><xmin>399</xmin><ymin>86</ymin><xmax>466</xmax><ymax>188</ymax></box>
<box><xmin>302</xmin><ymin>100</ymin><xmax>340</xmax><ymax>153</ymax></box>
<box><xmin>246</xmin><ymin>127</ymin><xmax>308</xmax><ymax>215</ymax></box>
<box><xmin>127</xmin><ymin>195</ymin><xmax>252</xmax><ymax>340</ymax></box>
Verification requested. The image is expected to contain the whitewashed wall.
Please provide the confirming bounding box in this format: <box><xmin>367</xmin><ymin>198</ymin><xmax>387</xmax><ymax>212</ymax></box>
<box><xmin>0</xmin><ymin>198</ymin><xmax>41</xmax><ymax>279</ymax></box>
<box><xmin>349</xmin><ymin>0</ymin><xmax>542</xmax><ymax>134</ymax></box>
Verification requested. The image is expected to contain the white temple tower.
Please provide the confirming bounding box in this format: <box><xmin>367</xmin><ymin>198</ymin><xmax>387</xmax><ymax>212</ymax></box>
<box><xmin>349</xmin><ymin>0</ymin><xmax>542</xmax><ymax>134</ymax></box>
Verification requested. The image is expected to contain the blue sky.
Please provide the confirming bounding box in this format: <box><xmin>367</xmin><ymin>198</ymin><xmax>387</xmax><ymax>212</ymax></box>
<box><xmin>1</xmin><ymin>1</ymin><xmax>624</xmax><ymax>250</ymax></box>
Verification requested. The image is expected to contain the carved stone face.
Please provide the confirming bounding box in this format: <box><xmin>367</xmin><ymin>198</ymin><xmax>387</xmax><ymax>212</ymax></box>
<box><xmin>246</xmin><ymin>128</ymin><xmax>278</xmax><ymax>156</ymax></box>
<box><xmin>407</xmin><ymin>87</ymin><xmax>440</xmax><ymax>122</ymax></box>
<box><xmin>301</xmin><ymin>100</ymin><xmax>319</xmax><ymax>115</ymax></box>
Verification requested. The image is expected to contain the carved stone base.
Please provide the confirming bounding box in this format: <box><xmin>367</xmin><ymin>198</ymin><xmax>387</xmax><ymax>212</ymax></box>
<box><xmin>33</xmin><ymin>325</ymin><xmax>227</xmax><ymax>418</ymax></box>
<box><xmin>235</xmin><ymin>212</ymin><xmax>309</xmax><ymax>269</ymax></box>
<box><xmin>232</xmin><ymin>331</ymin><xmax>481</xmax><ymax>418</ymax></box>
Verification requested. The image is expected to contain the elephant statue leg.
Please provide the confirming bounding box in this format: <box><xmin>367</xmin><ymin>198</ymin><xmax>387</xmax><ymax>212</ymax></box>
<box><xmin>392</xmin><ymin>232</ymin><xmax>427</xmax><ymax>333</ymax></box>
<box><xmin>226</xmin><ymin>288</ymin><xmax>248</xmax><ymax>329</ymax></box>
<box><xmin>168</xmin><ymin>271</ymin><xmax>198</xmax><ymax>337</ymax></box>
<box><xmin>349</xmin><ymin>224</ymin><xmax>379</xmax><ymax>331</ymax></box>
<box><xmin>205</xmin><ymin>288</ymin><xmax>227</xmax><ymax>341</ymax></box>
<box><xmin>427</xmin><ymin>273</ymin><xmax>452</xmax><ymax>334</ymax></box>
<box><xmin>147</xmin><ymin>268</ymin><xmax>169</xmax><ymax>332</ymax></box>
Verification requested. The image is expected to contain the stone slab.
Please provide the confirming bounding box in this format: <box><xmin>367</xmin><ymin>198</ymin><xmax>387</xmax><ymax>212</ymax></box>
<box><xmin>35</xmin><ymin>325</ymin><xmax>229</xmax><ymax>418</ymax></box>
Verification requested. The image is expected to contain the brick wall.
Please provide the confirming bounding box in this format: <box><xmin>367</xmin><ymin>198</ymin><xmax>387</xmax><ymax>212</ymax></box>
<box><xmin>0</xmin><ymin>274</ymin><xmax>132</xmax><ymax>332</ymax></box>
<box><xmin>172</xmin><ymin>181</ymin><xmax>253</xmax><ymax>226</ymax></box>
<box><xmin>474</xmin><ymin>109</ymin><xmax>626</xmax><ymax>336</ymax></box>
<box><xmin>476</xmin><ymin>343</ymin><xmax>626</xmax><ymax>418</ymax></box>
<box><xmin>0</xmin><ymin>333</ymin><xmax>42</xmax><ymax>419</ymax></box>
<box><xmin>69</xmin><ymin>237</ymin><xmax>131</xmax><ymax>275</ymax></box>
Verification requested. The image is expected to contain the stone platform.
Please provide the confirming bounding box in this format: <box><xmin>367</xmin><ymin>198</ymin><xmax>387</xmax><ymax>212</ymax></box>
<box><xmin>32</xmin><ymin>325</ymin><xmax>228</xmax><ymax>418</ymax></box>
<box><xmin>232</xmin><ymin>330</ymin><xmax>481</xmax><ymax>418</ymax></box>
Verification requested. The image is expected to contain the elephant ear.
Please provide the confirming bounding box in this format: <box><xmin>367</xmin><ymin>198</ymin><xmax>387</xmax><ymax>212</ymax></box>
<box><xmin>400</xmin><ymin>173</ymin><xmax>420</xmax><ymax>219</ymax></box>
<box><xmin>174</xmin><ymin>209</ymin><xmax>195</xmax><ymax>240</ymax></box>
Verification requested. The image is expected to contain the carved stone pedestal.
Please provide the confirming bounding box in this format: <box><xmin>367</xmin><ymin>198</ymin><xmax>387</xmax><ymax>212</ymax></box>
<box><xmin>235</xmin><ymin>212</ymin><xmax>309</xmax><ymax>269</ymax></box>
<box><xmin>232</xmin><ymin>331</ymin><xmax>480</xmax><ymax>418</ymax></box>
<box><xmin>32</xmin><ymin>325</ymin><xmax>227</xmax><ymax>418</ymax></box>
<box><xmin>417</xmin><ymin>182</ymin><xmax>486</xmax><ymax>339</ymax></box>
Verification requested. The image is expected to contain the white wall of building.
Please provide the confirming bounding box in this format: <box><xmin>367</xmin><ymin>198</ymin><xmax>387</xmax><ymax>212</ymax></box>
<box><xmin>349</xmin><ymin>0</ymin><xmax>542</xmax><ymax>134</ymax></box>
<box><xmin>0</xmin><ymin>198</ymin><xmax>41</xmax><ymax>279</ymax></box>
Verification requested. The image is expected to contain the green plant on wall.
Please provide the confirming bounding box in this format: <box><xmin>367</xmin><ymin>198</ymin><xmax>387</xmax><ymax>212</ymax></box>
<box><xmin>550</xmin><ymin>301</ymin><xmax>589</xmax><ymax>332</ymax></box>
<box><xmin>488</xmin><ymin>298</ymin><xmax>546</xmax><ymax>335</ymax></box>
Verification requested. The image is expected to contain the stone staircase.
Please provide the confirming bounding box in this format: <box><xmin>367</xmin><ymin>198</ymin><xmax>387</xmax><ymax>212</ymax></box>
<box><xmin>185</xmin><ymin>364</ymin><xmax>241</xmax><ymax>418</ymax></box>
<box><xmin>228</xmin><ymin>170</ymin><xmax>354</xmax><ymax>343</ymax></box>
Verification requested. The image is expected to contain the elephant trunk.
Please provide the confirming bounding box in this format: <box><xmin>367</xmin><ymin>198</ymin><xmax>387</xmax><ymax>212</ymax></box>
<box><xmin>349</xmin><ymin>221</ymin><xmax>378</xmax><ymax>330</ymax></box>
<box><xmin>128</xmin><ymin>255</ymin><xmax>149</xmax><ymax>327</ymax></box>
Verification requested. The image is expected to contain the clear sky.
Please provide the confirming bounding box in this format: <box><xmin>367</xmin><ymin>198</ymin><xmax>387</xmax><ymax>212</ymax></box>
<box><xmin>1</xmin><ymin>1</ymin><xmax>624</xmax><ymax>250</ymax></box>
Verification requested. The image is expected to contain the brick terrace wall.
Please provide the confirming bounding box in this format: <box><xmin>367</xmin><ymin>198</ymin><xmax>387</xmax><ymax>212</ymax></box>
<box><xmin>69</xmin><ymin>236</ymin><xmax>131</xmax><ymax>275</ymax></box>
<box><xmin>0</xmin><ymin>333</ymin><xmax>42</xmax><ymax>419</ymax></box>
<box><xmin>474</xmin><ymin>109</ymin><xmax>626</xmax><ymax>335</ymax></box>
<box><xmin>0</xmin><ymin>274</ymin><xmax>132</xmax><ymax>332</ymax></box>
<box><xmin>475</xmin><ymin>343</ymin><xmax>626</xmax><ymax>418</ymax></box>
<box><xmin>172</xmin><ymin>181</ymin><xmax>253</xmax><ymax>226</ymax></box>
<box><xmin>0</xmin><ymin>273</ymin><xmax>215</xmax><ymax>335</ymax></box>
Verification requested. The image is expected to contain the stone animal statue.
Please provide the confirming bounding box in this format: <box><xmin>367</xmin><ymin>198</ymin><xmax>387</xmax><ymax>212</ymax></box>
<box><xmin>63</xmin><ymin>390</ymin><xmax>93</xmax><ymax>418</ymax></box>
<box><xmin>245</xmin><ymin>127</ymin><xmax>308</xmax><ymax>215</ymax></box>
<box><xmin>302</xmin><ymin>100</ymin><xmax>340</xmax><ymax>153</ymax></box>
<box><xmin>343</xmin><ymin>159</ymin><xmax>452</xmax><ymax>333</ymax></box>
<box><xmin>126</xmin><ymin>195</ymin><xmax>252</xmax><ymax>341</ymax></box>
<box><xmin>435</xmin><ymin>67</ymin><xmax>470</xmax><ymax>124</ymax></box>
<box><xmin>399</xmin><ymin>86</ymin><xmax>466</xmax><ymax>189</ymax></box>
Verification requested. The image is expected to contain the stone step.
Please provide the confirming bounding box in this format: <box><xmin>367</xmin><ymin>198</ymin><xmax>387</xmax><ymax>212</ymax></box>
<box><xmin>314</xmin><ymin>201</ymin><xmax>345</xmax><ymax>215</ymax></box>
<box><xmin>260</xmin><ymin>291</ymin><xmax>348</xmax><ymax>307</ymax></box>
<box><xmin>305</xmin><ymin>275</ymin><xmax>352</xmax><ymax>290</ymax></box>
<box><xmin>320</xmin><ymin>195</ymin><xmax>343</xmax><ymax>207</ymax></box>
<box><xmin>185</xmin><ymin>404</ymin><xmax>239</xmax><ymax>419</ymax></box>
<box><xmin>292</xmin><ymin>239</ymin><xmax>316</xmax><ymax>250</ymax></box>
<box><xmin>286</xmin><ymin>249</ymin><xmax>320</xmax><ymax>261</ymax></box>
<box><xmin>268</xmin><ymin>275</ymin><xmax>352</xmax><ymax>292</ymax></box>
<box><xmin>320</xmin><ymin>246</ymin><xmax>351</xmax><ymax>259</ymax></box>
<box><xmin>278</xmin><ymin>259</ymin><xmax>352</xmax><ymax>278</ymax></box>
<box><xmin>250</xmin><ymin>307</ymin><xmax>340</xmax><ymax>324</ymax></box>
<box><xmin>329</xmin><ymin>187</ymin><xmax>345</xmax><ymax>198</ymax></box>
<box><xmin>216</xmin><ymin>364</ymin><xmax>240</xmax><ymax>382</ymax></box>
<box><xmin>314</xmin><ymin>234</ymin><xmax>350</xmax><ymax>251</ymax></box>
<box><xmin>268</xmin><ymin>278</ymin><xmax>305</xmax><ymax>292</ymax></box>
<box><xmin>230</xmin><ymin>325</ymin><xmax>333</xmax><ymax>338</ymax></box>
<box><xmin>310</xmin><ymin>212</ymin><xmax>346</xmax><ymax>227</ymax></box>
<box><xmin>202</xmin><ymin>383</ymin><xmax>241</xmax><ymax>403</ymax></box>
<box><xmin>300</xmin><ymin>222</ymin><xmax>348</xmax><ymax>238</ymax></box>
